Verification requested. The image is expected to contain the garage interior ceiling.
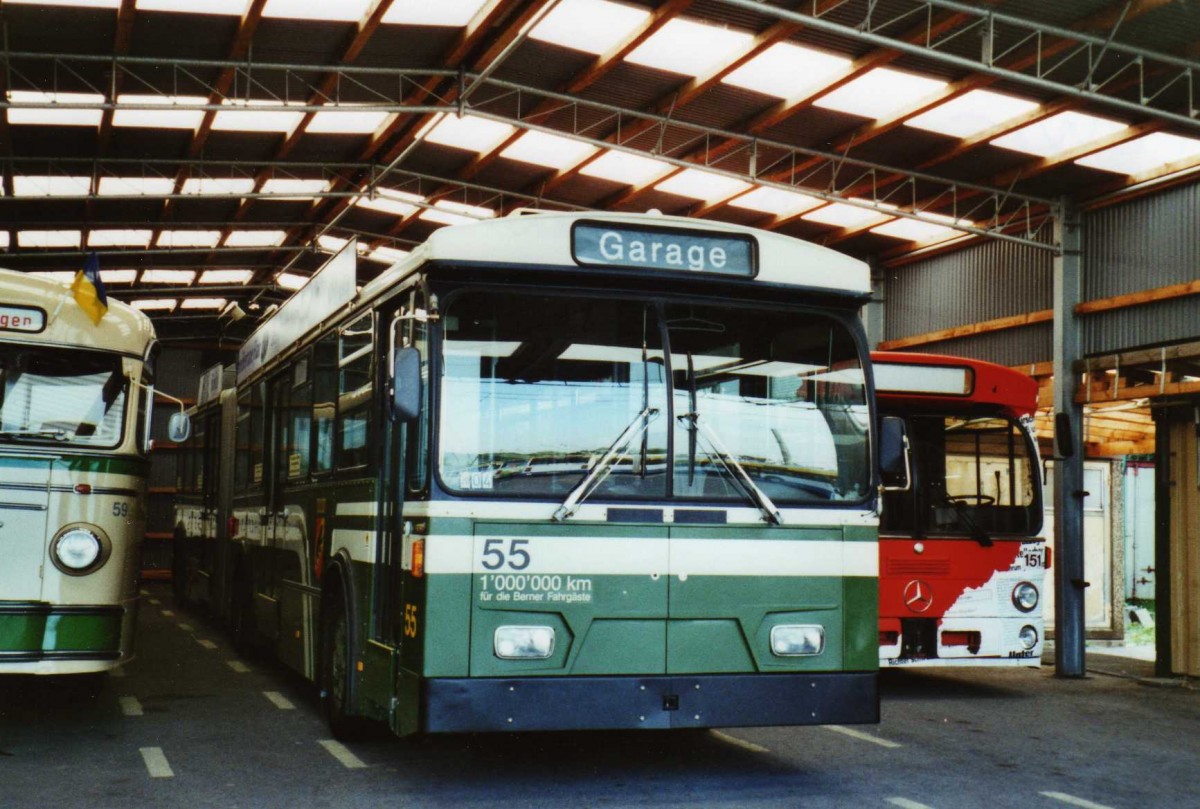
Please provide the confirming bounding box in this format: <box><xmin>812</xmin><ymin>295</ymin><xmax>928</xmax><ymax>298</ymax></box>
<box><xmin>1</xmin><ymin>0</ymin><xmax>1198</xmax><ymax>348</ymax></box>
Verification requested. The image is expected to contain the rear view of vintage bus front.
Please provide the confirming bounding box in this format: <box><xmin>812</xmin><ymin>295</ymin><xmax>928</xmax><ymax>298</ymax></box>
<box><xmin>397</xmin><ymin>213</ymin><xmax>884</xmax><ymax>733</ymax></box>
<box><xmin>0</xmin><ymin>270</ymin><xmax>157</xmax><ymax>676</ymax></box>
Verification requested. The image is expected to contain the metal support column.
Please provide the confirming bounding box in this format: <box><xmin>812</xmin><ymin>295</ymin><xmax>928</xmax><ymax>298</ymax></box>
<box><xmin>1153</xmin><ymin>406</ymin><xmax>1173</xmax><ymax>677</ymax></box>
<box><xmin>1053</xmin><ymin>198</ymin><xmax>1087</xmax><ymax>677</ymax></box>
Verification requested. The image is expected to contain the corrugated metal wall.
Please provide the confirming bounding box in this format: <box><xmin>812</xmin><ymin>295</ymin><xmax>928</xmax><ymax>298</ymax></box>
<box><xmin>1083</xmin><ymin>182</ymin><xmax>1200</xmax><ymax>356</ymax></box>
<box><xmin>882</xmin><ymin>235</ymin><xmax>1054</xmax><ymax>366</ymax></box>
<box><xmin>881</xmin><ymin>179</ymin><xmax>1200</xmax><ymax>362</ymax></box>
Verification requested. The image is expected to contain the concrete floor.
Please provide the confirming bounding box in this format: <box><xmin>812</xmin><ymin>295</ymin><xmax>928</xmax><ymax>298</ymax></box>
<box><xmin>1</xmin><ymin>585</ymin><xmax>1196</xmax><ymax>809</ymax></box>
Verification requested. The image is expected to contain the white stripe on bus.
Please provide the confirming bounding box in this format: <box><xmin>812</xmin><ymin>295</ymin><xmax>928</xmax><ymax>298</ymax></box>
<box><xmin>335</xmin><ymin>501</ymin><xmax>376</xmax><ymax>517</ymax></box>
<box><xmin>423</xmin><ymin>536</ymin><xmax>877</xmax><ymax>577</ymax></box>
<box><xmin>139</xmin><ymin>747</ymin><xmax>174</xmax><ymax>778</ymax></box>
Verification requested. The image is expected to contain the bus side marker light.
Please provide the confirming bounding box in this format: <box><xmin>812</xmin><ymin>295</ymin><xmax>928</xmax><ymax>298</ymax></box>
<box><xmin>357</xmin><ymin>661</ymin><xmax>364</xmax><ymax>672</ymax></box>
<box><xmin>770</xmin><ymin>625</ymin><xmax>824</xmax><ymax>656</ymax></box>
<box><xmin>73</xmin><ymin>483</ymin><xmax>92</xmax><ymax>494</ymax></box>
<box><xmin>412</xmin><ymin>539</ymin><xmax>424</xmax><ymax>578</ymax></box>
<box><xmin>494</xmin><ymin>626</ymin><xmax>555</xmax><ymax>659</ymax></box>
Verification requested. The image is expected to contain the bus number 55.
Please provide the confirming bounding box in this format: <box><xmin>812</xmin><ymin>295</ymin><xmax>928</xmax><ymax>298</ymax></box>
<box><xmin>480</xmin><ymin>539</ymin><xmax>531</xmax><ymax>571</ymax></box>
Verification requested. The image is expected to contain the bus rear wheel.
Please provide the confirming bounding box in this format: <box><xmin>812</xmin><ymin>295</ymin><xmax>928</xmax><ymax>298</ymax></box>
<box><xmin>320</xmin><ymin>583</ymin><xmax>369</xmax><ymax>740</ymax></box>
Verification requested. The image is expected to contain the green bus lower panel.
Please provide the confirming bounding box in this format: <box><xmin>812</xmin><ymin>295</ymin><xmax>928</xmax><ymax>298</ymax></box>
<box><xmin>0</xmin><ymin>605</ymin><xmax>123</xmax><ymax>661</ymax></box>
<box><xmin>572</xmin><ymin>620</ymin><xmax>666</xmax><ymax>675</ymax></box>
<box><xmin>843</xmin><ymin>576</ymin><xmax>880</xmax><ymax>671</ymax></box>
<box><xmin>666</xmin><ymin>620</ymin><xmax>753</xmax><ymax>673</ymax></box>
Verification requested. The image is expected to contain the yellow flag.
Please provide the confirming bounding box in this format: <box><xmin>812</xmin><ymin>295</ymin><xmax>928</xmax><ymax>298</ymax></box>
<box><xmin>71</xmin><ymin>253</ymin><xmax>108</xmax><ymax>325</ymax></box>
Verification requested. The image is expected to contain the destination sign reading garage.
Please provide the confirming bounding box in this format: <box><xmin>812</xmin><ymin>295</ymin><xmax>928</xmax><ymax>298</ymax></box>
<box><xmin>572</xmin><ymin>221</ymin><xmax>757</xmax><ymax>277</ymax></box>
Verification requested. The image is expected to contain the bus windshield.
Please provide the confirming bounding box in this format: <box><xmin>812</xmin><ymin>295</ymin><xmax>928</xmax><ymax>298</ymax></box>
<box><xmin>0</xmin><ymin>347</ymin><xmax>128</xmax><ymax>448</ymax></box>
<box><xmin>882</xmin><ymin>415</ymin><xmax>1040</xmax><ymax>537</ymax></box>
<box><xmin>438</xmin><ymin>290</ymin><xmax>870</xmax><ymax>506</ymax></box>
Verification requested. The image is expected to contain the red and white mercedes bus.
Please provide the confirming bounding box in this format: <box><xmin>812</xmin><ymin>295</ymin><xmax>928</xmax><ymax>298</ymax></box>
<box><xmin>873</xmin><ymin>352</ymin><xmax>1046</xmax><ymax>667</ymax></box>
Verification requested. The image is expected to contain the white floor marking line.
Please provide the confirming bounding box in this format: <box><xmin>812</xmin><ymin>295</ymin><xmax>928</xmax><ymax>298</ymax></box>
<box><xmin>140</xmin><ymin>589</ymin><xmax>150</xmax><ymax>596</ymax></box>
<box><xmin>196</xmin><ymin>639</ymin><xmax>218</xmax><ymax>650</ymax></box>
<box><xmin>319</xmin><ymin>739</ymin><xmax>367</xmax><ymax>769</ymax></box>
<box><xmin>177</xmin><ymin>623</ymin><xmax>193</xmax><ymax>632</ymax></box>
<box><xmin>161</xmin><ymin>609</ymin><xmax>174</xmax><ymax>617</ymax></box>
<box><xmin>1041</xmin><ymin>792</ymin><xmax>1116</xmax><ymax>809</ymax></box>
<box><xmin>263</xmin><ymin>691</ymin><xmax>295</xmax><ymax>710</ymax></box>
<box><xmin>147</xmin><ymin>597</ymin><xmax>159</xmax><ymax>605</ymax></box>
<box><xmin>888</xmin><ymin>798</ymin><xmax>936</xmax><ymax>809</ymax></box>
<box><xmin>710</xmin><ymin>730</ymin><xmax>770</xmax><ymax>754</ymax></box>
<box><xmin>118</xmin><ymin>696</ymin><xmax>143</xmax><ymax>717</ymax></box>
<box><xmin>823</xmin><ymin>725</ymin><xmax>902</xmax><ymax>749</ymax></box>
<box><xmin>139</xmin><ymin>747</ymin><xmax>174</xmax><ymax>778</ymax></box>
<box><xmin>226</xmin><ymin>660</ymin><xmax>250</xmax><ymax>673</ymax></box>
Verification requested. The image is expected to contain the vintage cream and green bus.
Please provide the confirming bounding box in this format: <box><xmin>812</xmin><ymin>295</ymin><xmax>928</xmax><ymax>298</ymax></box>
<box><xmin>0</xmin><ymin>268</ymin><xmax>158</xmax><ymax>676</ymax></box>
<box><xmin>175</xmin><ymin>211</ymin><xmax>903</xmax><ymax>737</ymax></box>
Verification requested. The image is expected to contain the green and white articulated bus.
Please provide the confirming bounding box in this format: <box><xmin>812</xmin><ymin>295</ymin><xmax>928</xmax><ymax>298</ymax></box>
<box><xmin>180</xmin><ymin>211</ymin><xmax>901</xmax><ymax>737</ymax></box>
<box><xmin>0</xmin><ymin>268</ymin><xmax>159</xmax><ymax>676</ymax></box>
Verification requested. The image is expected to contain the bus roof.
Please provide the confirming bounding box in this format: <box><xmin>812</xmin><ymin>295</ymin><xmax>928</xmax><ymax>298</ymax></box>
<box><xmin>871</xmin><ymin>351</ymin><xmax>1038</xmax><ymax>418</ymax></box>
<box><xmin>0</xmin><ymin>267</ymin><xmax>155</xmax><ymax>357</ymax></box>
<box><xmin>363</xmin><ymin>210</ymin><xmax>870</xmax><ymax>298</ymax></box>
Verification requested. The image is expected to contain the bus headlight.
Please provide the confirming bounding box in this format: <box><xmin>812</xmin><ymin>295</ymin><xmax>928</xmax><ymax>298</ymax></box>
<box><xmin>1012</xmin><ymin>582</ymin><xmax>1039</xmax><ymax>612</ymax></box>
<box><xmin>494</xmin><ymin>626</ymin><xmax>555</xmax><ymax>659</ymax></box>
<box><xmin>771</xmin><ymin>625</ymin><xmax>824</xmax><ymax>656</ymax></box>
<box><xmin>1019</xmin><ymin>625</ymin><xmax>1039</xmax><ymax>650</ymax></box>
<box><xmin>50</xmin><ymin>525</ymin><xmax>111</xmax><ymax>576</ymax></box>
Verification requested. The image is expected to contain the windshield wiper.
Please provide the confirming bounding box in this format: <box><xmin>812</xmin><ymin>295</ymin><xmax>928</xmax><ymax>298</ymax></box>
<box><xmin>553</xmin><ymin>406</ymin><xmax>660</xmax><ymax>522</ymax></box>
<box><xmin>0</xmin><ymin>428</ymin><xmax>72</xmax><ymax>442</ymax></box>
<box><xmin>681</xmin><ymin>411</ymin><xmax>784</xmax><ymax>526</ymax></box>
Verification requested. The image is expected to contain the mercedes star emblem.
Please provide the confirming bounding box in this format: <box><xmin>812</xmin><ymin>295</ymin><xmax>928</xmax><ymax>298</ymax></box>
<box><xmin>903</xmin><ymin>579</ymin><xmax>934</xmax><ymax>613</ymax></box>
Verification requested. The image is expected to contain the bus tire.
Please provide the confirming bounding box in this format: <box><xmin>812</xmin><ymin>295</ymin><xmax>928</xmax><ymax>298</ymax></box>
<box><xmin>229</xmin><ymin>561</ymin><xmax>257</xmax><ymax>656</ymax></box>
<box><xmin>320</xmin><ymin>573</ymin><xmax>369</xmax><ymax>740</ymax></box>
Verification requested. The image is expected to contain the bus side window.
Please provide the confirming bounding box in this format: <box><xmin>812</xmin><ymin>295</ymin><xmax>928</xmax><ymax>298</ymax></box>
<box><xmin>235</xmin><ymin>390</ymin><xmax>251</xmax><ymax>491</ymax></box>
<box><xmin>289</xmin><ymin>354</ymin><xmax>313</xmax><ymax>480</ymax></box>
<box><xmin>312</xmin><ymin>334</ymin><xmax>337</xmax><ymax>474</ymax></box>
<box><xmin>249</xmin><ymin>382</ymin><xmax>266</xmax><ymax>489</ymax></box>
<box><xmin>338</xmin><ymin>312</ymin><xmax>374</xmax><ymax>471</ymax></box>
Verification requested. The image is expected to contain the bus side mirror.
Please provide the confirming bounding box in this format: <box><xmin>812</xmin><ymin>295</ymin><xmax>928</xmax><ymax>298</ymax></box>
<box><xmin>167</xmin><ymin>411</ymin><xmax>191</xmax><ymax>443</ymax></box>
<box><xmin>391</xmin><ymin>346</ymin><xmax>421</xmax><ymax>423</ymax></box>
<box><xmin>879</xmin><ymin>415</ymin><xmax>910</xmax><ymax>491</ymax></box>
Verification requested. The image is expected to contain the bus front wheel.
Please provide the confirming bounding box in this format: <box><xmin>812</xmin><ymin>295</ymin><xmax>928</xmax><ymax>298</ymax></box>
<box><xmin>320</xmin><ymin>580</ymin><xmax>368</xmax><ymax>740</ymax></box>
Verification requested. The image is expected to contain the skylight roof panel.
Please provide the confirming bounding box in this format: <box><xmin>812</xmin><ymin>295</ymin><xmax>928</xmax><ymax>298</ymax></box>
<box><xmin>579</xmin><ymin>151</ymin><xmax>673</xmax><ymax>185</ymax></box>
<box><xmin>136</xmin><ymin>0</ymin><xmax>251</xmax><ymax>14</ymax></box>
<box><xmin>88</xmin><ymin>229</ymin><xmax>153</xmax><ymax>247</ymax></box>
<box><xmin>722</xmin><ymin>42</ymin><xmax>850</xmax><ymax>100</ymax></box>
<box><xmin>419</xmin><ymin>200</ymin><xmax>495</xmax><ymax>226</ymax></box>
<box><xmin>262</xmin><ymin>0</ymin><xmax>372</xmax><ymax>22</ymax></box>
<box><xmin>7</xmin><ymin>91</ymin><xmax>104</xmax><ymax>126</ymax></box>
<box><xmin>365</xmin><ymin>246</ymin><xmax>411</xmax><ymax>264</ymax></box>
<box><xmin>654</xmin><ymin>168</ymin><xmax>750</xmax><ymax>201</ymax></box>
<box><xmin>260</xmin><ymin>179</ymin><xmax>330</xmax><ymax>198</ymax></box>
<box><xmin>180</xmin><ymin>298</ymin><xmax>227</xmax><ymax>309</ymax></box>
<box><xmin>870</xmin><ymin>215</ymin><xmax>962</xmax><ymax>242</ymax></box>
<box><xmin>276</xmin><ymin>273</ymin><xmax>309</xmax><ymax>290</ymax></box>
<box><xmin>383</xmin><ymin>0</ymin><xmax>490</xmax><ymax>26</ymax></box>
<box><xmin>424</xmin><ymin>115</ymin><xmax>515</xmax><ymax>153</ymax></box>
<box><xmin>499</xmin><ymin>130</ymin><xmax>598</xmax><ymax>170</ymax></box>
<box><xmin>130</xmin><ymin>299</ymin><xmax>178</xmax><ymax>311</ymax></box>
<box><xmin>354</xmin><ymin>189</ymin><xmax>424</xmax><ymax>217</ymax></box>
<box><xmin>32</xmin><ymin>271</ymin><xmax>75</xmax><ymax>283</ymax></box>
<box><xmin>141</xmin><ymin>269</ymin><xmax>197</xmax><ymax>284</ymax></box>
<box><xmin>224</xmin><ymin>230</ymin><xmax>287</xmax><ymax>247</ymax></box>
<box><xmin>113</xmin><ymin>95</ymin><xmax>207</xmax><ymax>129</ymax></box>
<box><xmin>17</xmin><ymin>230</ymin><xmax>81</xmax><ymax>248</ymax></box>
<box><xmin>212</xmin><ymin>100</ymin><xmax>305</xmax><ymax>133</ymax></box>
<box><xmin>1075</xmin><ymin>132</ymin><xmax>1200</xmax><ymax>175</ymax></box>
<box><xmin>0</xmin><ymin>234</ymin><xmax>7</xmax><ymax>249</ymax></box>
<box><xmin>12</xmin><ymin>175</ymin><xmax>91</xmax><ymax>197</ymax></box>
<box><xmin>813</xmin><ymin>68</ymin><xmax>946</xmax><ymax>120</ymax></box>
<box><xmin>990</xmin><ymin>111</ymin><xmax>1127</xmax><ymax>157</ymax></box>
<box><xmin>181</xmin><ymin>177</ymin><xmax>256</xmax><ymax>196</ymax></box>
<box><xmin>199</xmin><ymin>269</ymin><xmax>253</xmax><ymax>284</ymax></box>
<box><xmin>100</xmin><ymin>270</ymin><xmax>138</xmax><ymax>284</ymax></box>
<box><xmin>5</xmin><ymin>0</ymin><xmax>119</xmax><ymax>7</ymax></box>
<box><xmin>728</xmin><ymin>187</ymin><xmax>821</xmax><ymax>216</ymax></box>
<box><xmin>529</xmin><ymin>0</ymin><xmax>650</xmax><ymax>55</ymax></box>
<box><xmin>306</xmin><ymin>108</ymin><xmax>392</xmax><ymax>135</ymax></box>
<box><xmin>905</xmin><ymin>89</ymin><xmax>1040</xmax><ymax>139</ymax></box>
<box><xmin>801</xmin><ymin>202</ymin><xmax>892</xmax><ymax>229</ymax></box>
<box><xmin>317</xmin><ymin>235</ymin><xmax>349</xmax><ymax>253</ymax></box>
<box><xmin>626</xmin><ymin>18</ymin><xmax>754</xmax><ymax>77</ymax></box>
<box><xmin>98</xmin><ymin>177</ymin><xmax>177</xmax><ymax>196</ymax></box>
<box><xmin>158</xmin><ymin>230</ymin><xmax>221</xmax><ymax>248</ymax></box>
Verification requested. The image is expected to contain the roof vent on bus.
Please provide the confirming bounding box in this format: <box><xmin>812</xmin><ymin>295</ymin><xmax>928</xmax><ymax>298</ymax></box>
<box><xmin>507</xmin><ymin>207</ymin><xmax>555</xmax><ymax>217</ymax></box>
